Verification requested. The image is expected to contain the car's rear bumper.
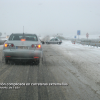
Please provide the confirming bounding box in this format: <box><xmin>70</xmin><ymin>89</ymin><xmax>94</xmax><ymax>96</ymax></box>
<box><xmin>3</xmin><ymin>50</ymin><xmax>43</xmax><ymax>60</ymax></box>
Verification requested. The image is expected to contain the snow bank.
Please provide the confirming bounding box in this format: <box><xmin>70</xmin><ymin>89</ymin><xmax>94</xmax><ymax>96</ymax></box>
<box><xmin>51</xmin><ymin>40</ymin><xmax>100</xmax><ymax>94</ymax></box>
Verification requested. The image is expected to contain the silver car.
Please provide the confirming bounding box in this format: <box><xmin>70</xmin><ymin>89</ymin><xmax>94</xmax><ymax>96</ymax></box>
<box><xmin>46</xmin><ymin>38</ymin><xmax>62</xmax><ymax>44</ymax></box>
<box><xmin>2</xmin><ymin>33</ymin><xmax>43</xmax><ymax>65</ymax></box>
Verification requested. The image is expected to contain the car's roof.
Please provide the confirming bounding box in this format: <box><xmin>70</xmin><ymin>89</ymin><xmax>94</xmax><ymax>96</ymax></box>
<box><xmin>11</xmin><ymin>33</ymin><xmax>37</xmax><ymax>35</ymax></box>
<box><xmin>50</xmin><ymin>37</ymin><xmax>60</xmax><ymax>40</ymax></box>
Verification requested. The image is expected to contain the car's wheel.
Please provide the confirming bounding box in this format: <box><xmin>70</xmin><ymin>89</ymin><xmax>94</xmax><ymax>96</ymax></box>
<box><xmin>5</xmin><ymin>59</ymin><xmax>9</xmax><ymax>64</ymax></box>
<box><xmin>2</xmin><ymin>56</ymin><xmax>8</xmax><ymax>64</ymax></box>
<box><xmin>58</xmin><ymin>42</ymin><xmax>61</xmax><ymax>45</ymax></box>
<box><xmin>2</xmin><ymin>56</ymin><xmax>4</xmax><ymax>63</ymax></box>
<box><xmin>35</xmin><ymin>60</ymin><xmax>40</xmax><ymax>65</ymax></box>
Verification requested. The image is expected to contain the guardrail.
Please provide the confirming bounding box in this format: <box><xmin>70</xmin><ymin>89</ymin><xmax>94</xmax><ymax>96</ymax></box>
<box><xmin>71</xmin><ymin>39</ymin><xmax>100</xmax><ymax>47</ymax></box>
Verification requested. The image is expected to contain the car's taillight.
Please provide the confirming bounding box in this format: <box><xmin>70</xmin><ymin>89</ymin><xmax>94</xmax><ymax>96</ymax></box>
<box><xmin>6</xmin><ymin>56</ymin><xmax>11</xmax><ymax>57</ymax></box>
<box><xmin>11</xmin><ymin>44</ymin><xmax>14</xmax><ymax>47</ymax></box>
<box><xmin>4</xmin><ymin>43</ymin><xmax>8</xmax><ymax>47</ymax></box>
<box><xmin>37</xmin><ymin>44</ymin><xmax>41</xmax><ymax>48</ymax></box>
<box><xmin>31</xmin><ymin>44</ymin><xmax>41</xmax><ymax>48</ymax></box>
<box><xmin>21</xmin><ymin>39</ymin><xmax>26</xmax><ymax>41</ymax></box>
<box><xmin>4</xmin><ymin>43</ymin><xmax>14</xmax><ymax>47</ymax></box>
<box><xmin>34</xmin><ymin>57</ymin><xmax>39</xmax><ymax>58</ymax></box>
<box><xmin>31</xmin><ymin>44</ymin><xmax>34</xmax><ymax>48</ymax></box>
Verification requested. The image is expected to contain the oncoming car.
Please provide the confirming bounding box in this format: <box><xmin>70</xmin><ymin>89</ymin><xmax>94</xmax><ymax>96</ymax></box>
<box><xmin>2</xmin><ymin>33</ymin><xmax>43</xmax><ymax>65</ymax></box>
<box><xmin>46</xmin><ymin>38</ymin><xmax>62</xmax><ymax>44</ymax></box>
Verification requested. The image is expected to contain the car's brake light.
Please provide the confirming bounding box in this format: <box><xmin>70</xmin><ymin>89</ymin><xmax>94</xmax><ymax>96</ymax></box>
<box><xmin>4</xmin><ymin>44</ymin><xmax>8</xmax><ymax>47</ymax></box>
<box><xmin>31</xmin><ymin>44</ymin><xmax>41</xmax><ymax>48</ymax></box>
<box><xmin>11</xmin><ymin>44</ymin><xmax>14</xmax><ymax>47</ymax></box>
<box><xmin>37</xmin><ymin>44</ymin><xmax>41</xmax><ymax>48</ymax></box>
<box><xmin>4</xmin><ymin>43</ymin><xmax>14</xmax><ymax>48</ymax></box>
<box><xmin>31</xmin><ymin>44</ymin><xmax>34</xmax><ymax>48</ymax></box>
<box><xmin>6</xmin><ymin>56</ymin><xmax>11</xmax><ymax>57</ymax></box>
<box><xmin>34</xmin><ymin>57</ymin><xmax>39</xmax><ymax>58</ymax></box>
<box><xmin>21</xmin><ymin>39</ymin><xmax>26</xmax><ymax>41</ymax></box>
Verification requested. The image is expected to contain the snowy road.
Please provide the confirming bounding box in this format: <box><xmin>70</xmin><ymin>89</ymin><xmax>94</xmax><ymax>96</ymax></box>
<box><xmin>0</xmin><ymin>41</ymin><xmax>100</xmax><ymax>100</ymax></box>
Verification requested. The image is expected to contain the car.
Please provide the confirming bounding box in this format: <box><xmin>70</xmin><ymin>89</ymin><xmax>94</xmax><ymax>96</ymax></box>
<box><xmin>2</xmin><ymin>33</ymin><xmax>43</xmax><ymax>65</ymax></box>
<box><xmin>46</xmin><ymin>38</ymin><xmax>62</xmax><ymax>44</ymax></box>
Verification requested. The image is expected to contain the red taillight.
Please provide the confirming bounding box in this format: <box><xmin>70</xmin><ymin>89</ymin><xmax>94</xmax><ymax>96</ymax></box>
<box><xmin>37</xmin><ymin>45</ymin><xmax>41</xmax><ymax>48</ymax></box>
<box><xmin>11</xmin><ymin>44</ymin><xmax>14</xmax><ymax>47</ymax></box>
<box><xmin>6</xmin><ymin>56</ymin><xmax>11</xmax><ymax>57</ymax></box>
<box><xmin>31</xmin><ymin>44</ymin><xmax>41</xmax><ymax>48</ymax></box>
<box><xmin>21</xmin><ymin>39</ymin><xmax>26</xmax><ymax>41</ymax></box>
<box><xmin>31</xmin><ymin>44</ymin><xmax>34</xmax><ymax>48</ymax></box>
<box><xmin>4</xmin><ymin>43</ymin><xmax>14</xmax><ymax>47</ymax></box>
<box><xmin>4</xmin><ymin>44</ymin><xmax>8</xmax><ymax>47</ymax></box>
<box><xmin>34</xmin><ymin>57</ymin><xmax>39</xmax><ymax>58</ymax></box>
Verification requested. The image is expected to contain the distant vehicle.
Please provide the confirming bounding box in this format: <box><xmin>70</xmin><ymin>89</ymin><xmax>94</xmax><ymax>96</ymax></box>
<box><xmin>46</xmin><ymin>38</ymin><xmax>62</xmax><ymax>44</ymax></box>
<box><xmin>2</xmin><ymin>33</ymin><xmax>43</xmax><ymax>65</ymax></box>
<box><xmin>0</xmin><ymin>37</ymin><xmax>8</xmax><ymax>45</ymax></box>
<box><xmin>6</xmin><ymin>35</ymin><xmax>10</xmax><ymax>39</ymax></box>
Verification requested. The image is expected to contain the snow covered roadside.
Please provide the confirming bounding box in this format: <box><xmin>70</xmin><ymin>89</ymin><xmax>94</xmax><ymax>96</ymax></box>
<box><xmin>51</xmin><ymin>40</ymin><xmax>100</xmax><ymax>94</ymax></box>
<box><xmin>0</xmin><ymin>45</ymin><xmax>3</xmax><ymax>50</ymax></box>
<box><xmin>0</xmin><ymin>45</ymin><xmax>3</xmax><ymax>61</ymax></box>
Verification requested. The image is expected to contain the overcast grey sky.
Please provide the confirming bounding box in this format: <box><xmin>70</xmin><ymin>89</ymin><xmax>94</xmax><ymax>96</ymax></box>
<box><xmin>0</xmin><ymin>0</ymin><xmax>100</xmax><ymax>37</ymax></box>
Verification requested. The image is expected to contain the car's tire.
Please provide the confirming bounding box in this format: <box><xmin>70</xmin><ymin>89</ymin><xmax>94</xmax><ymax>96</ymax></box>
<box><xmin>35</xmin><ymin>60</ymin><xmax>40</xmax><ymax>65</ymax></box>
<box><xmin>2</xmin><ymin>56</ymin><xmax>8</xmax><ymax>64</ymax></box>
<box><xmin>2</xmin><ymin>56</ymin><xmax>4</xmax><ymax>63</ymax></box>
<box><xmin>5</xmin><ymin>59</ymin><xmax>9</xmax><ymax>64</ymax></box>
<box><xmin>58</xmin><ymin>42</ymin><xmax>61</xmax><ymax>45</ymax></box>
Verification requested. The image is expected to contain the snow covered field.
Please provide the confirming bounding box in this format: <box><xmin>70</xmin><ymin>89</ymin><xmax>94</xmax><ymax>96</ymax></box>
<box><xmin>0</xmin><ymin>45</ymin><xmax>3</xmax><ymax>49</ymax></box>
<box><xmin>51</xmin><ymin>40</ymin><xmax>100</xmax><ymax>94</ymax></box>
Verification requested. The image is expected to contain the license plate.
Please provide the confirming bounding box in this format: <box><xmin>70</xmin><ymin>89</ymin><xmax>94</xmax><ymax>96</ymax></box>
<box><xmin>24</xmin><ymin>46</ymin><xmax>28</xmax><ymax>49</ymax></box>
<box><xmin>16</xmin><ymin>46</ymin><xmax>28</xmax><ymax>49</ymax></box>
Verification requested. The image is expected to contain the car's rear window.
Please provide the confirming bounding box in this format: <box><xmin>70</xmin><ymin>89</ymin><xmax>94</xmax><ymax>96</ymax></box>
<box><xmin>9</xmin><ymin>34</ymin><xmax>38</xmax><ymax>41</ymax></box>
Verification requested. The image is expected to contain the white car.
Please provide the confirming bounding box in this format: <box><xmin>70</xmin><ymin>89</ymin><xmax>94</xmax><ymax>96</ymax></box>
<box><xmin>2</xmin><ymin>33</ymin><xmax>43</xmax><ymax>65</ymax></box>
<box><xmin>46</xmin><ymin>38</ymin><xmax>62</xmax><ymax>44</ymax></box>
